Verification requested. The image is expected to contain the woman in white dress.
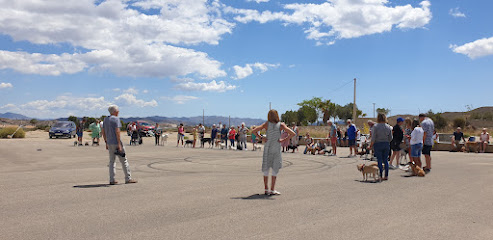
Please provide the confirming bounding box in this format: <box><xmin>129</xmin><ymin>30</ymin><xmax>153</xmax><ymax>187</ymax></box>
<box><xmin>252</xmin><ymin>110</ymin><xmax>295</xmax><ymax>195</ymax></box>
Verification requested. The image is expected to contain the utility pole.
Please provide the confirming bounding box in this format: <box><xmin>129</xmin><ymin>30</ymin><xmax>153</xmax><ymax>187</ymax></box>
<box><xmin>373</xmin><ymin>103</ymin><xmax>376</xmax><ymax>119</ymax></box>
<box><xmin>352</xmin><ymin>78</ymin><xmax>357</xmax><ymax>121</ymax></box>
<box><xmin>228</xmin><ymin>115</ymin><xmax>230</xmax><ymax>127</ymax></box>
<box><xmin>203</xmin><ymin>109</ymin><xmax>205</xmax><ymax>126</ymax></box>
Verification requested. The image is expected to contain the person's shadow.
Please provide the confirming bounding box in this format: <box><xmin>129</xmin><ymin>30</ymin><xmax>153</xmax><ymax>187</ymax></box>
<box><xmin>73</xmin><ymin>184</ymin><xmax>111</xmax><ymax>188</ymax></box>
<box><xmin>231</xmin><ymin>194</ymin><xmax>275</xmax><ymax>200</ymax></box>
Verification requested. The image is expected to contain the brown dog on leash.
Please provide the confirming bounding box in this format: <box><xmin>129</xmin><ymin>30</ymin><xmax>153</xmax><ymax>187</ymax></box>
<box><xmin>357</xmin><ymin>164</ymin><xmax>379</xmax><ymax>182</ymax></box>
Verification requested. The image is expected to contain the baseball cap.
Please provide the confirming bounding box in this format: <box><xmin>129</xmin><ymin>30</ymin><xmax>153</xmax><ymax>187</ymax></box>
<box><xmin>397</xmin><ymin>117</ymin><xmax>404</xmax><ymax>123</ymax></box>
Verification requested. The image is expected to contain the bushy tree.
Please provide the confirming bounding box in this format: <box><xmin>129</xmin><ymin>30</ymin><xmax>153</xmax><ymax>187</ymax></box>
<box><xmin>298</xmin><ymin>106</ymin><xmax>317</xmax><ymax>126</ymax></box>
<box><xmin>68</xmin><ymin>116</ymin><xmax>78</xmax><ymax>124</ymax></box>
<box><xmin>281</xmin><ymin>110</ymin><xmax>299</xmax><ymax>125</ymax></box>
<box><xmin>427</xmin><ymin>111</ymin><xmax>448</xmax><ymax>130</ymax></box>
<box><xmin>337</xmin><ymin>103</ymin><xmax>363</xmax><ymax>121</ymax></box>
<box><xmin>29</xmin><ymin>119</ymin><xmax>38</xmax><ymax>125</ymax></box>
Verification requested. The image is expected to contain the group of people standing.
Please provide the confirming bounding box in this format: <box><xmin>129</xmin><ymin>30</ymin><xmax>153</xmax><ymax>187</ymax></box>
<box><xmin>369</xmin><ymin>113</ymin><xmax>435</xmax><ymax>181</ymax></box>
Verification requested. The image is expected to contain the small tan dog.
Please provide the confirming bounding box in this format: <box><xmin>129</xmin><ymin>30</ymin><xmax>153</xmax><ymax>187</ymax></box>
<box><xmin>357</xmin><ymin>164</ymin><xmax>379</xmax><ymax>182</ymax></box>
<box><xmin>409</xmin><ymin>161</ymin><xmax>426</xmax><ymax>177</ymax></box>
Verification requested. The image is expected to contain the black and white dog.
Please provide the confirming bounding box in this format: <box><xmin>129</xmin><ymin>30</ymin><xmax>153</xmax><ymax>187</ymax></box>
<box><xmin>184</xmin><ymin>139</ymin><xmax>193</xmax><ymax>147</ymax></box>
<box><xmin>201</xmin><ymin>138</ymin><xmax>212</xmax><ymax>148</ymax></box>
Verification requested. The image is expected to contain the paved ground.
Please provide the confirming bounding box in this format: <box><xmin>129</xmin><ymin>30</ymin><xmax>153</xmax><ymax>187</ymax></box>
<box><xmin>1</xmin><ymin>131</ymin><xmax>493</xmax><ymax>240</ymax></box>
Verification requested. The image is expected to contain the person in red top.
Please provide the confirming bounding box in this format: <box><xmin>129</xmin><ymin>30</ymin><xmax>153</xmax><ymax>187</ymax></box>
<box><xmin>228</xmin><ymin>126</ymin><xmax>236</xmax><ymax>148</ymax></box>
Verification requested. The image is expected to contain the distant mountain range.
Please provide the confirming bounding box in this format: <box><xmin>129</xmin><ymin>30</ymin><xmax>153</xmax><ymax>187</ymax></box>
<box><xmin>0</xmin><ymin>112</ymin><xmax>30</xmax><ymax>120</ymax></box>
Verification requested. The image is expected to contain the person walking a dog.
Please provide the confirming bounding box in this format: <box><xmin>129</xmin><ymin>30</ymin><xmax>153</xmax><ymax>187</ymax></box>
<box><xmin>369</xmin><ymin>113</ymin><xmax>392</xmax><ymax>181</ymax></box>
<box><xmin>198</xmin><ymin>123</ymin><xmax>205</xmax><ymax>148</ymax></box>
<box><xmin>102</xmin><ymin>105</ymin><xmax>137</xmax><ymax>185</ymax></box>
<box><xmin>251</xmin><ymin>109</ymin><xmax>295</xmax><ymax>195</ymax></box>
<box><xmin>410</xmin><ymin>119</ymin><xmax>424</xmax><ymax>173</ymax></box>
<box><xmin>177</xmin><ymin>123</ymin><xmax>185</xmax><ymax>147</ymax></box>
<box><xmin>389</xmin><ymin>117</ymin><xmax>405</xmax><ymax>169</ymax></box>
<box><xmin>419</xmin><ymin>113</ymin><xmax>435</xmax><ymax>173</ymax></box>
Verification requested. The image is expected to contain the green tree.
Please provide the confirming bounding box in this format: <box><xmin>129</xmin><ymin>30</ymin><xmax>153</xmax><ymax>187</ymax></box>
<box><xmin>336</xmin><ymin>103</ymin><xmax>363</xmax><ymax>121</ymax></box>
<box><xmin>68</xmin><ymin>116</ymin><xmax>78</xmax><ymax>124</ymax></box>
<box><xmin>321</xmin><ymin>100</ymin><xmax>337</xmax><ymax>123</ymax></box>
<box><xmin>29</xmin><ymin>119</ymin><xmax>38</xmax><ymax>125</ymax></box>
<box><xmin>281</xmin><ymin>110</ymin><xmax>299</xmax><ymax>125</ymax></box>
<box><xmin>427</xmin><ymin>110</ymin><xmax>448</xmax><ymax>130</ymax></box>
<box><xmin>298</xmin><ymin>106</ymin><xmax>317</xmax><ymax>126</ymax></box>
<box><xmin>298</xmin><ymin>97</ymin><xmax>323</xmax><ymax>123</ymax></box>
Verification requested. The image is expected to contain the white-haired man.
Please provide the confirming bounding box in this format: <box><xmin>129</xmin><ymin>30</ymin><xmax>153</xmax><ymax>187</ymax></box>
<box><xmin>102</xmin><ymin>105</ymin><xmax>137</xmax><ymax>185</ymax></box>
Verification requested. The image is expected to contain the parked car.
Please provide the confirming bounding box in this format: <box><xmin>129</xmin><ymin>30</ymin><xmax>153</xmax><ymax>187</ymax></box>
<box><xmin>49</xmin><ymin>121</ymin><xmax>76</xmax><ymax>139</ymax></box>
<box><xmin>127</xmin><ymin>121</ymin><xmax>155</xmax><ymax>137</ymax></box>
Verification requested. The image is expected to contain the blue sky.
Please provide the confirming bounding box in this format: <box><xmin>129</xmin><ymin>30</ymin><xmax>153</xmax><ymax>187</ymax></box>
<box><xmin>0</xmin><ymin>0</ymin><xmax>492</xmax><ymax>119</ymax></box>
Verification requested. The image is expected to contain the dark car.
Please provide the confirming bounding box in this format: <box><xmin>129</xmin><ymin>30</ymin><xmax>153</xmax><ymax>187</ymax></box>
<box><xmin>127</xmin><ymin>121</ymin><xmax>155</xmax><ymax>137</ymax></box>
<box><xmin>49</xmin><ymin>121</ymin><xmax>77</xmax><ymax>139</ymax></box>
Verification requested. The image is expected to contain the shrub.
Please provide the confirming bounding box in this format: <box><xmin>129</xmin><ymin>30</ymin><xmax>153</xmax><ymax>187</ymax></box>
<box><xmin>430</xmin><ymin>113</ymin><xmax>448</xmax><ymax>130</ymax></box>
<box><xmin>453</xmin><ymin>118</ymin><xmax>466</xmax><ymax>128</ymax></box>
<box><xmin>0</xmin><ymin>127</ymin><xmax>26</xmax><ymax>138</ymax></box>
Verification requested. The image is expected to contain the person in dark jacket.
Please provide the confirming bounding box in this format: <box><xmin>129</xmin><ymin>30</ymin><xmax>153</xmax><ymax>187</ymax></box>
<box><xmin>389</xmin><ymin>117</ymin><xmax>404</xmax><ymax>169</ymax></box>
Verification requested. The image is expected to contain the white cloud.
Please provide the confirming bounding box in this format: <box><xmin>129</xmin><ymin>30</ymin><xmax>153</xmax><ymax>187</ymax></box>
<box><xmin>233</xmin><ymin>62</ymin><xmax>280</xmax><ymax>79</ymax></box>
<box><xmin>142</xmin><ymin>89</ymin><xmax>149</xmax><ymax>94</ymax></box>
<box><xmin>175</xmin><ymin>80</ymin><xmax>236</xmax><ymax>92</ymax></box>
<box><xmin>0</xmin><ymin>82</ymin><xmax>13</xmax><ymax>89</ymax></box>
<box><xmin>0</xmin><ymin>51</ymin><xmax>86</xmax><ymax>76</ymax></box>
<box><xmin>247</xmin><ymin>0</ymin><xmax>270</xmax><ymax>3</ymax></box>
<box><xmin>112</xmin><ymin>88</ymin><xmax>121</xmax><ymax>92</ymax></box>
<box><xmin>123</xmin><ymin>87</ymin><xmax>139</xmax><ymax>95</ymax></box>
<box><xmin>114</xmin><ymin>93</ymin><xmax>158</xmax><ymax>107</ymax></box>
<box><xmin>0</xmin><ymin>95</ymin><xmax>111</xmax><ymax>118</ymax></box>
<box><xmin>225</xmin><ymin>0</ymin><xmax>432</xmax><ymax>44</ymax></box>
<box><xmin>162</xmin><ymin>95</ymin><xmax>199</xmax><ymax>104</ymax></box>
<box><xmin>450</xmin><ymin>37</ymin><xmax>493</xmax><ymax>59</ymax></box>
<box><xmin>449</xmin><ymin>7</ymin><xmax>466</xmax><ymax>18</ymax></box>
<box><xmin>0</xmin><ymin>0</ymin><xmax>232</xmax><ymax>78</ymax></box>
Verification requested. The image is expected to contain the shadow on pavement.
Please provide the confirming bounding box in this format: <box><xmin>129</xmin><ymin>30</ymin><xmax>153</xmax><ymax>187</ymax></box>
<box><xmin>231</xmin><ymin>194</ymin><xmax>275</xmax><ymax>200</ymax></box>
<box><xmin>73</xmin><ymin>184</ymin><xmax>111</xmax><ymax>188</ymax></box>
<box><xmin>354</xmin><ymin>180</ymin><xmax>380</xmax><ymax>184</ymax></box>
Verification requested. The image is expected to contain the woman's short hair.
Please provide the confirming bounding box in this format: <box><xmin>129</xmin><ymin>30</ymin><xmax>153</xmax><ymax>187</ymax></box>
<box><xmin>377</xmin><ymin>113</ymin><xmax>387</xmax><ymax>123</ymax></box>
<box><xmin>267</xmin><ymin>109</ymin><xmax>280</xmax><ymax>123</ymax></box>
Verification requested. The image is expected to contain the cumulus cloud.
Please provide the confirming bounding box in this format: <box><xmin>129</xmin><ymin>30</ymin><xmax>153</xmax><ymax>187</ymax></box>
<box><xmin>114</xmin><ymin>93</ymin><xmax>158</xmax><ymax>107</ymax></box>
<box><xmin>123</xmin><ymin>87</ymin><xmax>139</xmax><ymax>95</ymax></box>
<box><xmin>0</xmin><ymin>95</ymin><xmax>111</xmax><ymax>118</ymax></box>
<box><xmin>0</xmin><ymin>93</ymin><xmax>158</xmax><ymax>118</ymax></box>
<box><xmin>175</xmin><ymin>80</ymin><xmax>236</xmax><ymax>92</ymax></box>
<box><xmin>0</xmin><ymin>0</ymin><xmax>232</xmax><ymax>78</ymax></box>
<box><xmin>225</xmin><ymin>0</ymin><xmax>432</xmax><ymax>44</ymax></box>
<box><xmin>0</xmin><ymin>82</ymin><xmax>13</xmax><ymax>89</ymax></box>
<box><xmin>233</xmin><ymin>62</ymin><xmax>280</xmax><ymax>79</ymax></box>
<box><xmin>449</xmin><ymin>7</ymin><xmax>466</xmax><ymax>18</ymax></box>
<box><xmin>162</xmin><ymin>95</ymin><xmax>199</xmax><ymax>104</ymax></box>
<box><xmin>450</xmin><ymin>37</ymin><xmax>493</xmax><ymax>59</ymax></box>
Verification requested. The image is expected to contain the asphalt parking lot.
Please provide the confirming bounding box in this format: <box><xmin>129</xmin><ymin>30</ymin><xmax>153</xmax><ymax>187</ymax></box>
<box><xmin>1</xmin><ymin>132</ymin><xmax>492</xmax><ymax>240</ymax></box>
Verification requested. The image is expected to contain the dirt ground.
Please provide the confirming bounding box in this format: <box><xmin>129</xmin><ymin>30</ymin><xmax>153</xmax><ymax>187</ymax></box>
<box><xmin>1</xmin><ymin>130</ymin><xmax>493</xmax><ymax>240</ymax></box>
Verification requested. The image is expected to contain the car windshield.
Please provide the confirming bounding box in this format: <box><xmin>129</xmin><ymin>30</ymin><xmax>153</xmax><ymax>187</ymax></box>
<box><xmin>140</xmin><ymin>122</ymin><xmax>151</xmax><ymax>126</ymax></box>
<box><xmin>53</xmin><ymin>123</ymin><xmax>71</xmax><ymax>128</ymax></box>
